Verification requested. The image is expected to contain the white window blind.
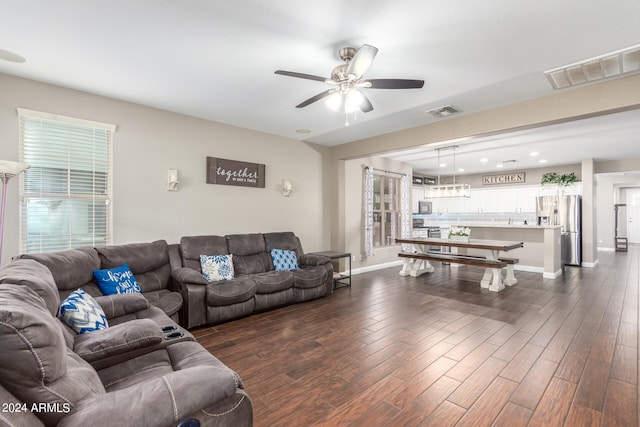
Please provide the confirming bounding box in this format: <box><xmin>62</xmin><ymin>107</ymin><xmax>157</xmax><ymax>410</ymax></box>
<box><xmin>18</xmin><ymin>108</ymin><xmax>115</xmax><ymax>253</ymax></box>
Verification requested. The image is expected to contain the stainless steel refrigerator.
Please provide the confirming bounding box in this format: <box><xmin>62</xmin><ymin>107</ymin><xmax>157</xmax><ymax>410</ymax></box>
<box><xmin>536</xmin><ymin>195</ymin><xmax>582</xmax><ymax>266</ymax></box>
<box><xmin>559</xmin><ymin>195</ymin><xmax>582</xmax><ymax>266</ymax></box>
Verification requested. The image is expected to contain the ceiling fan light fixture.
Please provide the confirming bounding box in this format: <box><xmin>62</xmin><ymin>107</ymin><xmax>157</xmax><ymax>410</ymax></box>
<box><xmin>344</xmin><ymin>90</ymin><xmax>365</xmax><ymax>113</ymax></box>
<box><xmin>325</xmin><ymin>92</ymin><xmax>342</xmax><ymax>111</ymax></box>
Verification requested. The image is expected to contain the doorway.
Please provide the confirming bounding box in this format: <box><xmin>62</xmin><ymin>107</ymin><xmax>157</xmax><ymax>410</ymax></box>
<box><xmin>627</xmin><ymin>188</ymin><xmax>640</xmax><ymax>243</ymax></box>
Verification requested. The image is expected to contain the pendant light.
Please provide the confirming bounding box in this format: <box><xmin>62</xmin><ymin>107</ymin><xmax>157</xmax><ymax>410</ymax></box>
<box><xmin>424</xmin><ymin>146</ymin><xmax>471</xmax><ymax>199</ymax></box>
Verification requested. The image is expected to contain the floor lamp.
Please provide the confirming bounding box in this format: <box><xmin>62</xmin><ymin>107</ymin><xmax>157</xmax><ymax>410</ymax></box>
<box><xmin>0</xmin><ymin>160</ymin><xmax>29</xmax><ymax>265</ymax></box>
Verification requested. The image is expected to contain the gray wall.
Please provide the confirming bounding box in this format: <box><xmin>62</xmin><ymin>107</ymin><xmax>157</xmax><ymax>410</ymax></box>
<box><xmin>0</xmin><ymin>73</ymin><xmax>331</xmax><ymax>265</ymax></box>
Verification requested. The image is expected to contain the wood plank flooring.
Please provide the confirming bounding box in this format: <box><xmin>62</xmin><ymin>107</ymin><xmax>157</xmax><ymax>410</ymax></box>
<box><xmin>192</xmin><ymin>247</ymin><xmax>639</xmax><ymax>426</ymax></box>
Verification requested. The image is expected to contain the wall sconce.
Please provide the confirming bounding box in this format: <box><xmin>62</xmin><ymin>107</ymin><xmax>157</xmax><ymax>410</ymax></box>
<box><xmin>282</xmin><ymin>179</ymin><xmax>292</xmax><ymax>197</ymax></box>
<box><xmin>167</xmin><ymin>169</ymin><xmax>179</xmax><ymax>191</ymax></box>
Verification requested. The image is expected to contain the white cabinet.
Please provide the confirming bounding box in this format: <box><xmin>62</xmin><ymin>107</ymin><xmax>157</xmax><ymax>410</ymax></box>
<box><xmin>412</xmin><ymin>186</ymin><xmax>425</xmax><ymax>212</ymax></box>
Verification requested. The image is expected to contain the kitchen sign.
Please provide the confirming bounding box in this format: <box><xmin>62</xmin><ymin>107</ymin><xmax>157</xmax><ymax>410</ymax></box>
<box><xmin>206</xmin><ymin>157</ymin><xmax>266</xmax><ymax>188</ymax></box>
<box><xmin>482</xmin><ymin>171</ymin><xmax>526</xmax><ymax>185</ymax></box>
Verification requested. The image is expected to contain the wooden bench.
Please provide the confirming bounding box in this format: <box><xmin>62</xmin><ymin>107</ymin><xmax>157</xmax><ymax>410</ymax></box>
<box><xmin>398</xmin><ymin>251</ymin><xmax>511</xmax><ymax>291</ymax></box>
<box><xmin>422</xmin><ymin>251</ymin><xmax>520</xmax><ymax>286</ymax></box>
<box><xmin>398</xmin><ymin>251</ymin><xmax>507</xmax><ymax>268</ymax></box>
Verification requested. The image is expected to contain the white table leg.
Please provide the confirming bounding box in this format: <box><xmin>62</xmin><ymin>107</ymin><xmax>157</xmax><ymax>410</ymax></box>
<box><xmin>398</xmin><ymin>243</ymin><xmax>434</xmax><ymax>277</ymax></box>
<box><xmin>503</xmin><ymin>265</ymin><xmax>518</xmax><ymax>286</ymax></box>
<box><xmin>483</xmin><ymin>249</ymin><xmax>506</xmax><ymax>292</ymax></box>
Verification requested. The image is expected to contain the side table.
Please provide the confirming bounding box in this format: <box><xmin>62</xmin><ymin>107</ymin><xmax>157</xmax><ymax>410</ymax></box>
<box><xmin>309</xmin><ymin>251</ymin><xmax>351</xmax><ymax>289</ymax></box>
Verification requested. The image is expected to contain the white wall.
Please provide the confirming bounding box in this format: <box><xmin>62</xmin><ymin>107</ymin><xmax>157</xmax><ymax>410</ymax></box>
<box><xmin>0</xmin><ymin>73</ymin><xmax>331</xmax><ymax>265</ymax></box>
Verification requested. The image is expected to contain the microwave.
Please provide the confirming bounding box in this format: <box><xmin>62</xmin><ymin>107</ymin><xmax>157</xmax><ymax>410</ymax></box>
<box><xmin>418</xmin><ymin>201</ymin><xmax>432</xmax><ymax>214</ymax></box>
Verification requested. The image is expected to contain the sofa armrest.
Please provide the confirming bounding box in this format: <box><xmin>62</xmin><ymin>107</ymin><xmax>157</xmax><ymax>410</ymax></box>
<box><xmin>299</xmin><ymin>253</ymin><xmax>331</xmax><ymax>266</ymax></box>
<box><xmin>73</xmin><ymin>318</ymin><xmax>163</xmax><ymax>363</ymax></box>
<box><xmin>57</xmin><ymin>365</ymin><xmax>243</xmax><ymax>427</ymax></box>
<box><xmin>172</xmin><ymin>266</ymin><xmax>208</xmax><ymax>286</ymax></box>
<box><xmin>93</xmin><ymin>293</ymin><xmax>150</xmax><ymax>319</ymax></box>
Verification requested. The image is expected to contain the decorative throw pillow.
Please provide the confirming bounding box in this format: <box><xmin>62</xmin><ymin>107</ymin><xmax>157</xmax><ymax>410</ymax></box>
<box><xmin>200</xmin><ymin>254</ymin><xmax>235</xmax><ymax>282</ymax></box>
<box><xmin>270</xmin><ymin>248</ymin><xmax>299</xmax><ymax>271</ymax></box>
<box><xmin>93</xmin><ymin>264</ymin><xmax>142</xmax><ymax>295</ymax></box>
<box><xmin>59</xmin><ymin>288</ymin><xmax>109</xmax><ymax>334</ymax></box>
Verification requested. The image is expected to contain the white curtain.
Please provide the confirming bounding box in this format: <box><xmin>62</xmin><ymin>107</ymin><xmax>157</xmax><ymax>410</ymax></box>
<box><xmin>364</xmin><ymin>166</ymin><xmax>374</xmax><ymax>257</ymax></box>
<box><xmin>400</xmin><ymin>174</ymin><xmax>411</xmax><ymax>252</ymax></box>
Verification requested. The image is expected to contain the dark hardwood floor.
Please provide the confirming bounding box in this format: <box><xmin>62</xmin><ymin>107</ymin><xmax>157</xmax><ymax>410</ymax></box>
<box><xmin>192</xmin><ymin>247</ymin><xmax>639</xmax><ymax>426</ymax></box>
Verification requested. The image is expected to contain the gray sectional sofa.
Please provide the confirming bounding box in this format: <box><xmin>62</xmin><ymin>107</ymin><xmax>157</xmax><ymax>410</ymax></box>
<box><xmin>172</xmin><ymin>231</ymin><xmax>333</xmax><ymax>329</ymax></box>
<box><xmin>0</xmin><ymin>231</ymin><xmax>332</xmax><ymax>426</ymax></box>
<box><xmin>0</xmin><ymin>259</ymin><xmax>252</xmax><ymax>427</ymax></box>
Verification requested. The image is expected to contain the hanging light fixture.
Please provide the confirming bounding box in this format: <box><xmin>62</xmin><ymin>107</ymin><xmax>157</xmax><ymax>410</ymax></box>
<box><xmin>424</xmin><ymin>146</ymin><xmax>471</xmax><ymax>199</ymax></box>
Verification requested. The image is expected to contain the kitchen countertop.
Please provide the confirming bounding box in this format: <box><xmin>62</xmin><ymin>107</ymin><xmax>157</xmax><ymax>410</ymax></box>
<box><xmin>419</xmin><ymin>223</ymin><xmax>562</xmax><ymax>229</ymax></box>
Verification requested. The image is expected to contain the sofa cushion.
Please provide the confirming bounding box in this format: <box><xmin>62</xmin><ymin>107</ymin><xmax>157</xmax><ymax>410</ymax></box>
<box><xmin>180</xmin><ymin>235</ymin><xmax>229</xmax><ymax>271</ymax></box>
<box><xmin>0</xmin><ymin>258</ymin><xmax>60</xmax><ymax>315</ymax></box>
<box><xmin>14</xmin><ymin>246</ymin><xmax>100</xmax><ymax>291</ymax></box>
<box><xmin>201</xmin><ymin>254</ymin><xmax>235</xmax><ymax>281</ymax></box>
<box><xmin>252</xmin><ymin>271</ymin><xmax>294</xmax><ymax>294</ymax></box>
<box><xmin>96</xmin><ymin>240</ymin><xmax>171</xmax><ymax>293</ymax></box>
<box><xmin>263</xmin><ymin>231</ymin><xmax>304</xmax><ymax>254</ymax></box>
<box><xmin>206</xmin><ymin>276</ymin><xmax>256</xmax><ymax>307</ymax></box>
<box><xmin>59</xmin><ymin>288</ymin><xmax>109</xmax><ymax>334</ymax></box>
<box><xmin>141</xmin><ymin>289</ymin><xmax>183</xmax><ymax>317</ymax></box>
<box><xmin>227</xmin><ymin>234</ymin><xmax>272</xmax><ymax>275</ymax></box>
<box><xmin>270</xmin><ymin>248</ymin><xmax>299</xmax><ymax>271</ymax></box>
<box><xmin>292</xmin><ymin>267</ymin><xmax>329</xmax><ymax>289</ymax></box>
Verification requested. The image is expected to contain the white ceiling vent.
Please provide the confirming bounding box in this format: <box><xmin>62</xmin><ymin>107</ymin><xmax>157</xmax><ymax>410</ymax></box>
<box><xmin>545</xmin><ymin>44</ymin><xmax>640</xmax><ymax>90</ymax></box>
<box><xmin>426</xmin><ymin>105</ymin><xmax>461</xmax><ymax>118</ymax></box>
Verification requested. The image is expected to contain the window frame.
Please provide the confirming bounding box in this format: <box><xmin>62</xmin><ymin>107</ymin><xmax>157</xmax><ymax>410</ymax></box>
<box><xmin>17</xmin><ymin>108</ymin><xmax>116</xmax><ymax>253</ymax></box>
<box><xmin>373</xmin><ymin>173</ymin><xmax>402</xmax><ymax>247</ymax></box>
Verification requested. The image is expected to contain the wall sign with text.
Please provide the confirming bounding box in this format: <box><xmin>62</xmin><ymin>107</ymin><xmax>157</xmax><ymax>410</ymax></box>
<box><xmin>206</xmin><ymin>157</ymin><xmax>266</xmax><ymax>188</ymax></box>
<box><xmin>482</xmin><ymin>172</ymin><xmax>526</xmax><ymax>185</ymax></box>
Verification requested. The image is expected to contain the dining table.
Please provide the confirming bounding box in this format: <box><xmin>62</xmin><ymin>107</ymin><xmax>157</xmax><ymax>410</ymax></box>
<box><xmin>395</xmin><ymin>237</ymin><xmax>524</xmax><ymax>291</ymax></box>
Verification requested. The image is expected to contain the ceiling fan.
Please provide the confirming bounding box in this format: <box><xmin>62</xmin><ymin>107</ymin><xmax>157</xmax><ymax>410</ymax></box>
<box><xmin>275</xmin><ymin>44</ymin><xmax>424</xmax><ymax>114</ymax></box>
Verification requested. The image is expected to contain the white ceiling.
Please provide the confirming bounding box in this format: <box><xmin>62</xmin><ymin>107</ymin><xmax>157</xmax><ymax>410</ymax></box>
<box><xmin>2</xmin><ymin>1</ymin><xmax>640</xmax><ymax>173</ymax></box>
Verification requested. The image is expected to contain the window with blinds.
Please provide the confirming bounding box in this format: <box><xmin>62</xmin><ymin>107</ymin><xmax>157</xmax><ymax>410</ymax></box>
<box><xmin>18</xmin><ymin>108</ymin><xmax>115</xmax><ymax>253</ymax></box>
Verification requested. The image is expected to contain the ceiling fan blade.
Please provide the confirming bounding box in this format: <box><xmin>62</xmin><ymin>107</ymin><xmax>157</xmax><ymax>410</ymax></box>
<box><xmin>275</xmin><ymin>70</ymin><xmax>329</xmax><ymax>83</ymax></box>
<box><xmin>347</xmin><ymin>44</ymin><xmax>378</xmax><ymax>80</ymax></box>
<box><xmin>365</xmin><ymin>79</ymin><xmax>425</xmax><ymax>89</ymax></box>
<box><xmin>295</xmin><ymin>89</ymin><xmax>335</xmax><ymax>108</ymax></box>
<box><xmin>360</xmin><ymin>92</ymin><xmax>374</xmax><ymax>113</ymax></box>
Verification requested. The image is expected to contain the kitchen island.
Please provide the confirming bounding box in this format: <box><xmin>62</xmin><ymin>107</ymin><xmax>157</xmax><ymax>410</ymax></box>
<box><xmin>452</xmin><ymin>224</ymin><xmax>562</xmax><ymax>278</ymax></box>
<box><xmin>464</xmin><ymin>224</ymin><xmax>562</xmax><ymax>279</ymax></box>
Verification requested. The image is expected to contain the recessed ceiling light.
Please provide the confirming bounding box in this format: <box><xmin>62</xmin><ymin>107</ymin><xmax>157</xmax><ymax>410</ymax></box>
<box><xmin>496</xmin><ymin>164</ymin><xmax>504</xmax><ymax>168</ymax></box>
<box><xmin>440</xmin><ymin>163</ymin><xmax>447</xmax><ymax>168</ymax></box>
<box><xmin>426</xmin><ymin>105</ymin><xmax>462</xmax><ymax>118</ymax></box>
<box><xmin>480</xmin><ymin>158</ymin><xmax>488</xmax><ymax>163</ymax></box>
<box><xmin>529</xmin><ymin>152</ymin><xmax>539</xmax><ymax>157</ymax></box>
<box><xmin>539</xmin><ymin>159</ymin><xmax>548</xmax><ymax>163</ymax></box>
<box><xmin>296</xmin><ymin>128</ymin><xmax>310</xmax><ymax>134</ymax></box>
<box><xmin>458</xmin><ymin>168</ymin><xmax>465</xmax><ymax>172</ymax></box>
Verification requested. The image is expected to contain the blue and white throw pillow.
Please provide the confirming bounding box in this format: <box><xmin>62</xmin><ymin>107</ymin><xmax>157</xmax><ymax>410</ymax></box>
<box><xmin>59</xmin><ymin>288</ymin><xmax>109</xmax><ymax>335</ymax></box>
<box><xmin>270</xmin><ymin>248</ymin><xmax>299</xmax><ymax>271</ymax></box>
<box><xmin>93</xmin><ymin>264</ymin><xmax>142</xmax><ymax>295</ymax></box>
<box><xmin>200</xmin><ymin>254</ymin><xmax>235</xmax><ymax>282</ymax></box>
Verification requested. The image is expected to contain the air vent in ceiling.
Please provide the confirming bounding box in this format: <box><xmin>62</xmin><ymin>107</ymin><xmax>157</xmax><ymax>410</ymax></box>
<box><xmin>426</xmin><ymin>105</ymin><xmax>461</xmax><ymax>118</ymax></box>
<box><xmin>545</xmin><ymin>44</ymin><xmax>640</xmax><ymax>90</ymax></box>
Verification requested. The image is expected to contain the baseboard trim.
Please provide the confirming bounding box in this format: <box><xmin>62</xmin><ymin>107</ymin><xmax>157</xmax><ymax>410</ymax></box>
<box><xmin>351</xmin><ymin>260</ymin><xmax>403</xmax><ymax>276</ymax></box>
<box><xmin>543</xmin><ymin>269</ymin><xmax>563</xmax><ymax>279</ymax></box>
<box><xmin>582</xmin><ymin>259</ymin><xmax>599</xmax><ymax>268</ymax></box>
